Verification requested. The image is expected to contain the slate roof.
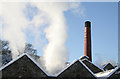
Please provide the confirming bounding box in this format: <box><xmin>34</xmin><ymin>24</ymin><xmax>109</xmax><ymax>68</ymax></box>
<box><xmin>0</xmin><ymin>53</ymin><xmax>119</xmax><ymax>78</ymax></box>
<box><xmin>107</xmin><ymin>67</ymin><xmax>120</xmax><ymax>79</ymax></box>
<box><xmin>95</xmin><ymin>67</ymin><xmax>119</xmax><ymax>79</ymax></box>
<box><xmin>57</xmin><ymin>59</ymin><xmax>97</xmax><ymax>78</ymax></box>
<box><xmin>82</xmin><ymin>59</ymin><xmax>103</xmax><ymax>73</ymax></box>
<box><xmin>95</xmin><ymin>69</ymin><xmax>115</xmax><ymax>78</ymax></box>
<box><xmin>0</xmin><ymin>53</ymin><xmax>50</xmax><ymax>78</ymax></box>
<box><xmin>103</xmin><ymin>63</ymin><xmax>115</xmax><ymax>71</ymax></box>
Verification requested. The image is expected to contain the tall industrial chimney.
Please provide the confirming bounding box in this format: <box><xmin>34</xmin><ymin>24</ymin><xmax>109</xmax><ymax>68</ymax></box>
<box><xmin>84</xmin><ymin>21</ymin><xmax>92</xmax><ymax>62</ymax></box>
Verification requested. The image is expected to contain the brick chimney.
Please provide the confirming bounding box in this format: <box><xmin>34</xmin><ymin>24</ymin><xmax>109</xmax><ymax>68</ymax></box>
<box><xmin>84</xmin><ymin>21</ymin><xmax>92</xmax><ymax>62</ymax></box>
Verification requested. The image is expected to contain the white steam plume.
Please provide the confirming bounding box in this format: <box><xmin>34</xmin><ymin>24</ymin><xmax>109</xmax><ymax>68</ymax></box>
<box><xmin>31</xmin><ymin>3</ymin><xmax>69</xmax><ymax>74</ymax></box>
<box><xmin>1</xmin><ymin>3</ymin><xmax>28</xmax><ymax>58</ymax></box>
<box><xmin>0</xmin><ymin>2</ymin><xmax>83</xmax><ymax>74</ymax></box>
<box><xmin>43</xmin><ymin>4</ymin><xmax>68</xmax><ymax>74</ymax></box>
<box><xmin>0</xmin><ymin>2</ymin><xmax>3</xmax><ymax>39</ymax></box>
<box><xmin>0</xmin><ymin>2</ymin><xmax>2</xmax><ymax>15</ymax></box>
<box><xmin>30</xmin><ymin>2</ymin><xmax>83</xmax><ymax>74</ymax></box>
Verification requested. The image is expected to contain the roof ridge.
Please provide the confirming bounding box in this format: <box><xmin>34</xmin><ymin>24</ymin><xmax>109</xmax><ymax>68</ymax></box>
<box><xmin>78</xmin><ymin>59</ymin><xmax>97</xmax><ymax>78</ymax></box>
<box><xmin>107</xmin><ymin>67</ymin><xmax>119</xmax><ymax>78</ymax></box>
<box><xmin>55</xmin><ymin>59</ymin><xmax>78</xmax><ymax>76</ymax></box>
<box><xmin>82</xmin><ymin>58</ymin><xmax>104</xmax><ymax>71</ymax></box>
<box><xmin>0</xmin><ymin>53</ymin><xmax>26</xmax><ymax>71</ymax></box>
<box><xmin>0</xmin><ymin>53</ymin><xmax>50</xmax><ymax>76</ymax></box>
<box><xmin>56</xmin><ymin>59</ymin><xmax>97</xmax><ymax>78</ymax></box>
<box><xmin>103</xmin><ymin>63</ymin><xmax>114</xmax><ymax>69</ymax></box>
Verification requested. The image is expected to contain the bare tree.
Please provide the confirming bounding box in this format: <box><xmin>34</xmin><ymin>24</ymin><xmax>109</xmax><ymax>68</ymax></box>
<box><xmin>0</xmin><ymin>40</ymin><xmax>12</xmax><ymax>65</ymax></box>
<box><xmin>0</xmin><ymin>40</ymin><xmax>38</xmax><ymax>65</ymax></box>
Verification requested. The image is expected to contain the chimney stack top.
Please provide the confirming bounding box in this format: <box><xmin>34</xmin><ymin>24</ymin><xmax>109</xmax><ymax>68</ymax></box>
<box><xmin>85</xmin><ymin>21</ymin><xmax>91</xmax><ymax>27</ymax></box>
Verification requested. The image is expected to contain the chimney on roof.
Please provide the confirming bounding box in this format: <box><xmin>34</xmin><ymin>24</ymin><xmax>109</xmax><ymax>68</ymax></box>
<box><xmin>84</xmin><ymin>21</ymin><xmax>92</xmax><ymax>62</ymax></box>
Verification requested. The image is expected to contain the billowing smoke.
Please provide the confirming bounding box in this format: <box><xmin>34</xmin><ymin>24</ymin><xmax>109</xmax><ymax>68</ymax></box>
<box><xmin>38</xmin><ymin>3</ymin><xmax>68</xmax><ymax>74</ymax></box>
<box><xmin>0</xmin><ymin>2</ymin><xmax>3</xmax><ymax>39</ymax></box>
<box><xmin>0</xmin><ymin>3</ymin><xmax>28</xmax><ymax>58</ymax></box>
<box><xmin>0</xmin><ymin>2</ymin><xmax>83</xmax><ymax>74</ymax></box>
<box><xmin>30</xmin><ymin>2</ymin><xmax>84</xmax><ymax>74</ymax></box>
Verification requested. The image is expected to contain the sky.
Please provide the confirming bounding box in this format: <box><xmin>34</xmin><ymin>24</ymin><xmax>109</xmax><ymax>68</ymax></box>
<box><xmin>65</xmin><ymin>2</ymin><xmax>118</xmax><ymax>65</ymax></box>
<box><xmin>118</xmin><ymin>2</ymin><xmax>120</xmax><ymax>65</ymax></box>
<box><xmin>0</xmin><ymin>2</ymin><xmax>118</xmax><ymax>66</ymax></box>
<box><xmin>27</xmin><ymin>2</ymin><xmax>118</xmax><ymax>64</ymax></box>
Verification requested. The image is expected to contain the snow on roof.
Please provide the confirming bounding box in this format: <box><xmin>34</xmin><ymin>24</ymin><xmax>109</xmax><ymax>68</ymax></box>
<box><xmin>82</xmin><ymin>58</ymin><xmax>104</xmax><ymax>71</ymax></box>
<box><xmin>95</xmin><ymin>69</ymin><xmax>114</xmax><ymax>78</ymax></box>
<box><xmin>78</xmin><ymin>59</ymin><xmax>97</xmax><ymax>78</ymax></box>
<box><xmin>0</xmin><ymin>53</ymin><xmax>26</xmax><ymax>71</ymax></box>
<box><xmin>56</xmin><ymin>59</ymin><xmax>97</xmax><ymax>78</ymax></box>
<box><xmin>80</xmin><ymin>55</ymin><xmax>89</xmax><ymax>59</ymax></box>
<box><xmin>95</xmin><ymin>67</ymin><xmax>119</xmax><ymax>78</ymax></box>
<box><xmin>107</xmin><ymin>67</ymin><xmax>119</xmax><ymax>78</ymax></box>
<box><xmin>0</xmin><ymin>53</ymin><xmax>50</xmax><ymax>76</ymax></box>
<box><xmin>25</xmin><ymin>53</ymin><xmax>50</xmax><ymax>76</ymax></box>
<box><xmin>55</xmin><ymin>59</ymin><xmax>78</xmax><ymax>77</ymax></box>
